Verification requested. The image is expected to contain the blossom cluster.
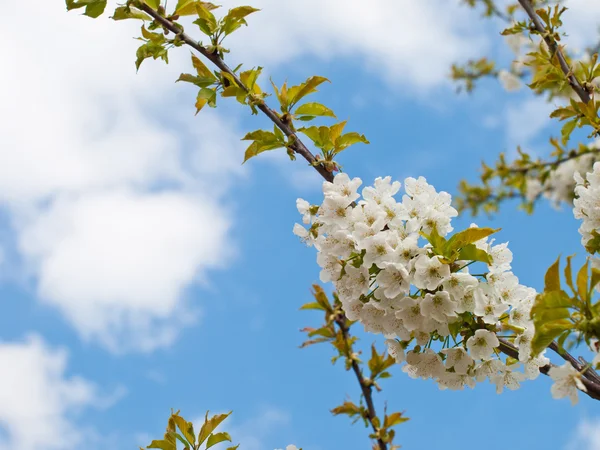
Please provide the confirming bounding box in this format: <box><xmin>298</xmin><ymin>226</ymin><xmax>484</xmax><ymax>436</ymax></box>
<box><xmin>574</xmin><ymin>161</ymin><xmax>600</xmax><ymax>256</ymax></box>
<box><xmin>294</xmin><ymin>173</ymin><xmax>549</xmax><ymax>394</ymax></box>
<box><xmin>526</xmin><ymin>151</ymin><xmax>597</xmax><ymax>208</ymax></box>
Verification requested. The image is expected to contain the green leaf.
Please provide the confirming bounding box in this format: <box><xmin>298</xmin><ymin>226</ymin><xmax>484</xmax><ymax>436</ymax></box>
<box><xmin>530</xmin><ymin>290</ymin><xmax>575</xmax><ymax>355</ymax></box>
<box><xmin>334</xmin><ymin>132</ymin><xmax>370</xmax><ymax>153</ymax></box>
<box><xmin>221</xmin><ymin>6</ymin><xmax>260</xmax><ymax>36</ymax></box>
<box><xmin>195</xmin><ymin>88</ymin><xmax>217</xmax><ymax>113</ymax></box>
<box><xmin>135</xmin><ymin>27</ymin><xmax>169</xmax><ymax>71</ymax></box>
<box><xmin>294</xmin><ymin>102</ymin><xmax>336</xmax><ymax>118</ymax></box>
<box><xmin>591</xmin><ymin>268</ymin><xmax>600</xmax><ymax>292</ymax></box>
<box><xmin>560</xmin><ymin>119</ymin><xmax>577</xmax><ymax>145</ymax></box>
<box><xmin>445</xmin><ymin>227</ymin><xmax>500</xmax><ymax>253</ymax></box>
<box><xmin>65</xmin><ymin>0</ymin><xmax>107</xmax><ymax>18</ymax></box>
<box><xmin>207</xmin><ymin>432</ymin><xmax>232</xmax><ymax>449</ymax></box>
<box><xmin>146</xmin><ymin>440</ymin><xmax>176</xmax><ymax>450</ymax></box>
<box><xmin>242</xmin><ymin>129</ymin><xmax>285</xmax><ymax>162</ymax></box>
<box><xmin>240</xmin><ymin>67</ymin><xmax>262</xmax><ymax>93</ymax></box>
<box><xmin>544</xmin><ymin>256</ymin><xmax>561</xmax><ymax>292</ymax></box>
<box><xmin>172</xmin><ymin>415</ymin><xmax>195</xmax><ymax>446</ymax></box>
<box><xmin>288</xmin><ymin>76</ymin><xmax>330</xmax><ymax>109</ymax></box>
<box><xmin>143</xmin><ymin>0</ymin><xmax>160</xmax><ymax>9</ymax></box>
<box><xmin>421</xmin><ymin>227</ymin><xmax>447</xmax><ymax>255</ymax></box>
<box><xmin>193</xmin><ymin>3</ymin><xmax>218</xmax><ymax>35</ymax></box>
<box><xmin>384</xmin><ymin>412</ymin><xmax>409</xmax><ymax>428</ymax></box>
<box><xmin>531</xmin><ymin>319</ymin><xmax>574</xmax><ymax>356</ymax></box>
<box><xmin>577</xmin><ymin>260</ymin><xmax>590</xmax><ymax>303</ymax></box>
<box><xmin>456</xmin><ymin>244</ymin><xmax>492</xmax><ymax>264</ymax></box>
<box><xmin>298</xmin><ymin>125</ymin><xmax>333</xmax><ymax>151</ymax></box>
<box><xmin>175</xmin><ymin>0</ymin><xmax>219</xmax><ymax>16</ymax></box>
<box><xmin>198</xmin><ymin>412</ymin><xmax>231</xmax><ymax>445</ymax></box>
<box><xmin>112</xmin><ymin>6</ymin><xmax>151</xmax><ymax>20</ymax></box>
<box><xmin>191</xmin><ymin>54</ymin><xmax>216</xmax><ymax>79</ymax></box>
<box><xmin>564</xmin><ymin>254</ymin><xmax>576</xmax><ymax>294</ymax></box>
<box><xmin>299</xmin><ymin>302</ymin><xmax>325</xmax><ymax>311</ymax></box>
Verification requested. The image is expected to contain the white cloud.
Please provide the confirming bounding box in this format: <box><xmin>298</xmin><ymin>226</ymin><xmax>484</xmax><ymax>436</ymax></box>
<box><xmin>16</xmin><ymin>189</ymin><xmax>232</xmax><ymax>352</ymax></box>
<box><xmin>0</xmin><ymin>335</ymin><xmax>104</xmax><ymax>450</ymax></box>
<box><xmin>505</xmin><ymin>96</ymin><xmax>555</xmax><ymax>147</ymax></box>
<box><xmin>217</xmin><ymin>0</ymin><xmax>488</xmax><ymax>90</ymax></box>
<box><xmin>0</xmin><ymin>2</ymin><xmax>245</xmax><ymax>352</ymax></box>
<box><xmin>568</xmin><ymin>417</ymin><xmax>600</xmax><ymax>450</ymax></box>
<box><xmin>562</xmin><ymin>1</ymin><xmax>600</xmax><ymax>53</ymax></box>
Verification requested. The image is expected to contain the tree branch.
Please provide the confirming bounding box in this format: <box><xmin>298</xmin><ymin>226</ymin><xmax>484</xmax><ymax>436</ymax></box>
<box><xmin>334</xmin><ymin>314</ymin><xmax>388</xmax><ymax>450</ymax></box>
<box><xmin>517</xmin><ymin>0</ymin><xmax>591</xmax><ymax>103</ymax></box>
<box><xmin>509</xmin><ymin>148</ymin><xmax>600</xmax><ymax>174</ymax></box>
<box><xmin>498</xmin><ymin>338</ymin><xmax>600</xmax><ymax>401</ymax></box>
<box><xmin>138</xmin><ymin>3</ymin><xmax>334</xmax><ymax>183</ymax></box>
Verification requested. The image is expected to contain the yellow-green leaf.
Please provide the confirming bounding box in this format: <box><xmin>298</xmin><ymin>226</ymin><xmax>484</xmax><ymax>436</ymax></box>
<box><xmin>446</xmin><ymin>227</ymin><xmax>500</xmax><ymax>253</ymax></box>
<box><xmin>334</xmin><ymin>132</ymin><xmax>369</xmax><ymax>153</ymax></box>
<box><xmin>175</xmin><ymin>0</ymin><xmax>219</xmax><ymax>15</ymax></box>
<box><xmin>191</xmin><ymin>54</ymin><xmax>216</xmax><ymax>79</ymax></box>
<box><xmin>206</xmin><ymin>432</ymin><xmax>232</xmax><ymax>449</ymax></box>
<box><xmin>172</xmin><ymin>415</ymin><xmax>195</xmax><ymax>446</ymax></box>
<box><xmin>564</xmin><ymin>255</ymin><xmax>575</xmax><ymax>294</ymax></box>
<box><xmin>288</xmin><ymin>76</ymin><xmax>330</xmax><ymax>109</ymax></box>
<box><xmin>147</xmin><ymin>440</ymin><xmax>176</xmax><ymax>450</ymax></box>
<box><xmin>456</xmin><ymin>244</ymin><xmax>492</xmax><ymax>264</ymax></box>
<box><xmin>577</xmin><ymin>260</ymin><xmax>590</xmax><ymax>303</ymax></box>
<box><xmin>544</xmin><ymin>256</ymin><xmax>561</xmax><ymax>292</ymax></box>
<box><xmin>294</xmin><ymin>102</ymin><xmax>336</xmax><ymax>118</ymax></box>
<box><xmin>143</xmin><ymin>0</ymin><xmax>160</xmax><ymax>9</ymax></box>
<box><xmin>112</xmin><ymin>6</ymin><xmax>151</xmax><ymax>20</ymax></box>
<box><xmin>198</xmin><ymin>412</ymin><xmax>231</xmax><ymax>445</ymax></box>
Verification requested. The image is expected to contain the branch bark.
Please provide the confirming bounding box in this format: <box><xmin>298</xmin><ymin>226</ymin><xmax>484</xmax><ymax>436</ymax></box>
<box><xmin>498</xmin><ymin>338</ymin><xmax>600</xmax><ymax>401</ymax></box>
<box><xmin>517</xmin><ymin>0</ymin><xmax>591</xmax><ymax>103</ymax></box>
<box><xmin>138</xmin><ymin>3</ymin><xmax>334</xmax><ymax>183</ymax></box>
<box><xmin>334</xmin><ymin>314</ymin><xmax>388</xmax><ymax>450</ymax></box>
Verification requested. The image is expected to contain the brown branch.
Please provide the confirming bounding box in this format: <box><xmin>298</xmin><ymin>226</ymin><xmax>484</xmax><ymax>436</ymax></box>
<box><xmin>334</xmin><ymin>314</ymin><xmax>388</xmax><ymax>450</ymax></box>
<box><xmin>510</xmin><ymin>148</ymin><xmax>600</xmax><ymax>174</ymax></box>
<box><xmin>517</xmin><ymin>0</ymin><xmax>591</xmax><ymax>103</ymax></box>
<box><xmin>498</xmin><ymin>338</ymin><xmax>600</xmax><ymax>401</ymax></box>
<box><xmin>137</xmin><ymin>3</ymin><xmax>335</xmax><ymax>183</ymax></box>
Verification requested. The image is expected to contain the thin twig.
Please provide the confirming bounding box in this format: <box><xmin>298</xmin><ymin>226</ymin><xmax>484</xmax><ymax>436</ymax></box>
<box><xmin>334</xmin><ymin>314</ymin><xmax>388</xmax><ymax>450</ymax></box>
<box><xmin>498</xmin><ymin>338</ymin><xmax>600</xmax><ymax>401</ymax></box>
<box><xmin>138</xmin><ymin>3</ymin><xmax>335</xmax><ymax>183</ymax></box>
<box><xmin>510</xmin><ymin>148</ymin><xmax>600</xmax><ymax>174</ymax></box>
<box><xmin>517</xmin><ymin>0</ymin><xmax>591</xmax><ymax>103</ymax></box>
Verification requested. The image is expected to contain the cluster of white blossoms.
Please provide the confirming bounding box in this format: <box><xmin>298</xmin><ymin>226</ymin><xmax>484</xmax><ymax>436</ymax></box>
<box><xmin>525</xmin><ymin>150</ymin><xmax>597</xmax><ymax>208</ymax></box>
<box><xmin>294</xmin><ymin>173</ymin><xmax>550</xmax><ymax>394</ymax></box>
<box><xmin>574</xmin><ymin>161</ymin><xmax>600</xmax><ymax>256</ymax></box>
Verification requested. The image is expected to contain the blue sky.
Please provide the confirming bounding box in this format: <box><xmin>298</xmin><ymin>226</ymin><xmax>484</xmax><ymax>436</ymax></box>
<box><xmin>1</xmin><ymin>1</ymin><xmax>600</xmax><ymax>449</ymax></box>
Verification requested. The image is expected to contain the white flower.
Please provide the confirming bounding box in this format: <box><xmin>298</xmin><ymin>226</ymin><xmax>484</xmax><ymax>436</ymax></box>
<box><xmin>473</xmin><ymin>293</ymin><xmax>508</xmax><ymax>324</ymax></box>
<box><xmin>360</xmin><ymin>232</ymin><xmax>396</xmax><ymax>268</ymax></box>
<box><xmin>296</xmin><ymin>198</ymin><xmax>312</xmax><ymax>224</ymax></box>
<box><xmin>275</xmin><ymin>445</ymin><xmax>299</xmax><ymax>450</ymax></box>
<box><xmin>362</xmin><ymin>176</ymin><xmax>401</xmax><ymax>204</ymax></box>
<box><xmin>322</xmin><ymin>172</ymin><xmax>362</xmax><ymax>204</ymax></box>
<box><xmin>549</xmin><ymin>363</ymin><xmax>587</xmax><ymax>405</ymax></box>
<box><xmin>498</xmin><ymin>69</ymin><xmax>521</xmax><ymax>92</ymax></box>
<box><xmin>467</xmin><ymin>329</ymin><xmax>500</xmax><ymax>360</ymax></box>
<box><xmin>376</xmin><ymin>262</ymin><xmax>410</xmax><ymax>298</ymax></box>
<box><xmin>385</xmin><ymin>339</ymin><xmax>406</xmax><ymax>364</ymax></box>
<box><xmin>491</xmin><ymin>364</ymin><xmax>525</xmax><ymax>394</ymax></box>
<box><xmin>524</xmin><ymin>354</ymin><xmax>550</xmax><ymax>380</ymax></box>
<box><xmin>420</xmin><ymin>291</ymin><xmax>457</xmax><ymax>322</ymax></box>
<box><xmin>413</xmin><ymin>255</ymin><xmax>450</xmax><ymax>291</ymax></box>
<box><xmin>396</xmin><ymin>297</ymin><xmax>424</xmax><ymax>331</ymax></box>
<box><xmin>441</xmin><ymin>347</ymin><xmax>474</xmax><ymax>375</ymax></box>
<box><xmin>405</xmin><ymin>349</ymin><xmax>444</xmax><ymax>380</ymax></box>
